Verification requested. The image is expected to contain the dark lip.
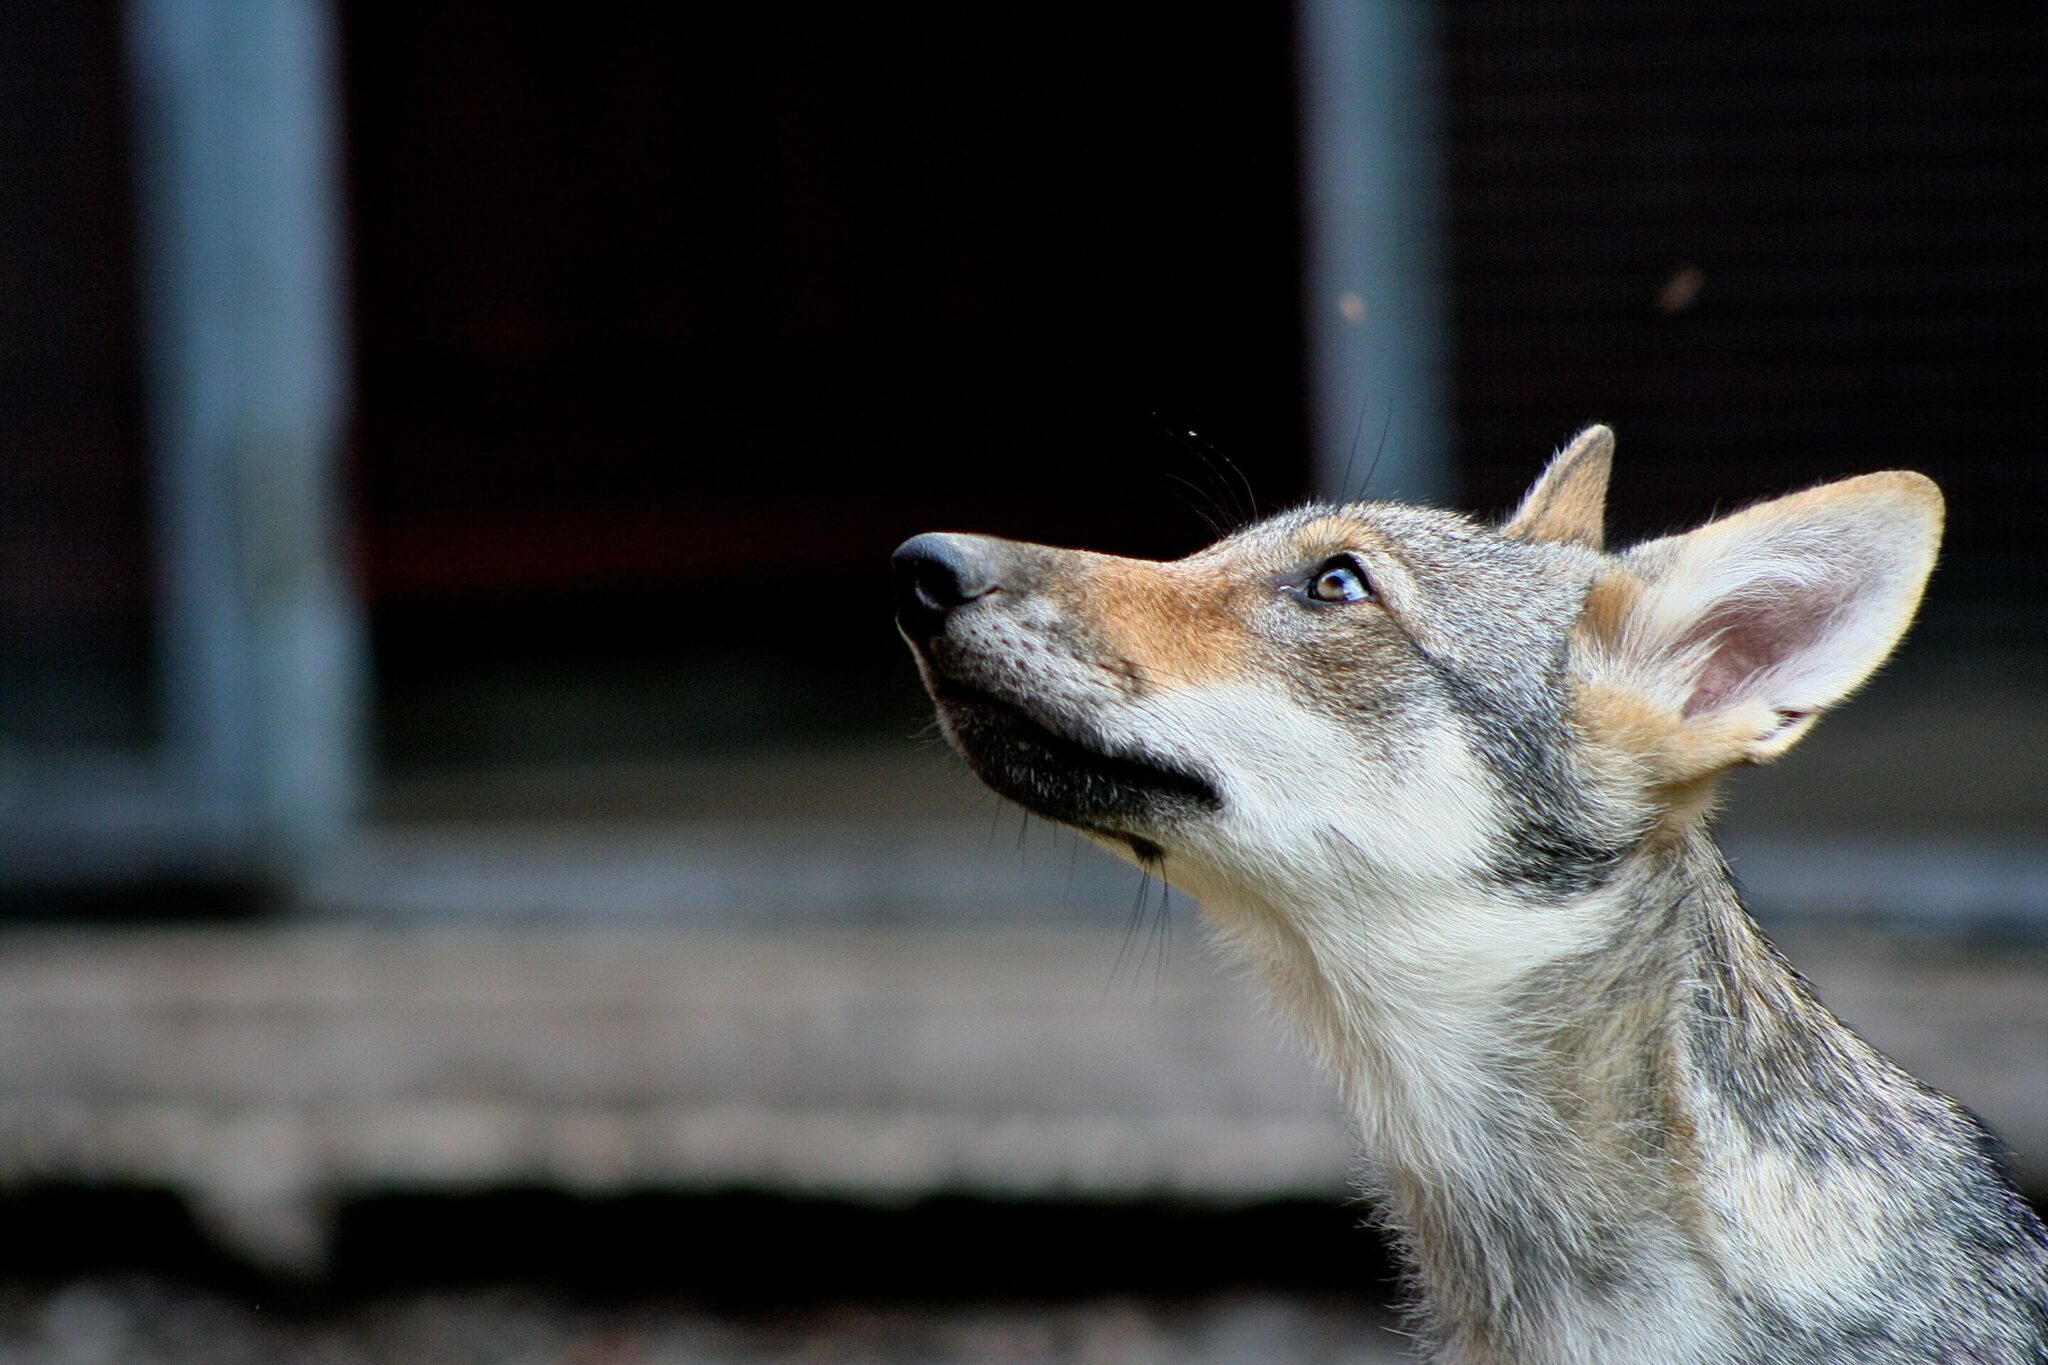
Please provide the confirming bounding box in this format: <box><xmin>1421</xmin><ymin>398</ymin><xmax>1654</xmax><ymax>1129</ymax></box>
<box><xmin>931</xmin><ymin>678</ymin><xmax>1223</xmax><ymax>814</ymax></box>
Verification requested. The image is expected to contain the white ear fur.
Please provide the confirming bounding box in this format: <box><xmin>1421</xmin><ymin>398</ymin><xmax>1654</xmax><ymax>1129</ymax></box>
<box><xmin>1606</xmin><ymin>471</ymin><xmax>1943</xmax><ymax>766</ymax></box>
<box><xmin>1504</xmin><ymin>425</ymin><xmax>1614</xmax><ymax>549</ymax></box>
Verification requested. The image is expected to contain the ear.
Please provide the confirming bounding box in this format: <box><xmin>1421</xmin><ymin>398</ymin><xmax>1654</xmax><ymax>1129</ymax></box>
<box><xmin>1503</xmin><ymin>425</ymin><xmax>1614</xmax><ymax>549</ymax></box>
<box><xmin>1585</xmin><ymin>471</ymin><xmax>1942</xmax><ymax>775</ymax></box>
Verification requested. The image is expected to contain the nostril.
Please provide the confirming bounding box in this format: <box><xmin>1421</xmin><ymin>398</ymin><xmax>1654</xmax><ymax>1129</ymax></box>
<box><xmin>913</xmin><ymin>572</ymin><xmax>956</xmax><ymax>616</ymax></box>
<box><xmin>909</xmin><ymin>552</ymin><xmax>968</xmax><ymax>611</ymax></box>
<box><xmin>892</xmin><ymin>533</ymin><xmax>995</xmax><ymax>639</ymax></box>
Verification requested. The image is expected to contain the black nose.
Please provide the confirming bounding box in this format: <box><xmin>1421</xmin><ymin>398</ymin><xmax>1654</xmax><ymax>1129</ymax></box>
<box><xmin>893</xmin><ymin>533</ymin><xmax>994</xmax><ymax>641</ymax></box>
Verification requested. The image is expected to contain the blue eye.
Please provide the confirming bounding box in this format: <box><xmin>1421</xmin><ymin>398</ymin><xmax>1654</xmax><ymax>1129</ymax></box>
<box><xmin>1307</xmin><ymin>556</ymin><xmax>1373</xmax><ymax>603</ymax></box>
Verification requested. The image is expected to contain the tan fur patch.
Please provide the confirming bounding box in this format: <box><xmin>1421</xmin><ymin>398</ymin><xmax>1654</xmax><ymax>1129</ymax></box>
<box><xmin>1576</xmin><ymin>571</ymin><xmax>1645</xmax><ymax>648</ymax></box>
<box><xmin>1504</xmin><ymin>425</ymin><xmax>1615</xmax><ymax>549</ymax></box>
<box><xmin>1572</xmin><ymin>573</ymin><xmax>1690</xmax><ymax>804</ymax></box>
<box><xmin>1055</xmin><ymin>553</ymin><xmax>1252</xmax><ymax>693</ymax></box>
<box><xmin>1572</xmin><ymin>675</ymin><xmax>1729</xmax><ymax>831</ymax></box>
<box><xmin>1293</xmin><ymin>513</ymin><xmax>1373</xmax><ymax>548</ymax></box>
<box><xmin>1711</xmin><ymin>469</ymin><xmax>1944</xmax><ymax>546</ymax></box>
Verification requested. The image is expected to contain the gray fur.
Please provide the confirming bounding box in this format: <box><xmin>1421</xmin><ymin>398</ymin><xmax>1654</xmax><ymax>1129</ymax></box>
<box><xmin>896</xmin><ymin>450</ymin><xmax>2048</xmax><ymax>1363</ymax></box>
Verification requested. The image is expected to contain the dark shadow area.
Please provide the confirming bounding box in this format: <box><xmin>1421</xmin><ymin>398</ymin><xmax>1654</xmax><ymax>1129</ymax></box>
<box><xmin>336</xmin><ymin>8</ymin><xmax>1312</xmax><ymax>778</ymax></box>
<box><xmin>0</xmin><ymin>879</ymin><xmax>272</xmax><ymax>925</ymax></box>
<box><xmin>0</xmin><ymin>1188</ymin><xmax>251</xmax><ymax>1289</ymax></box>
<box><xmin>371</xmin><ymin>573</ymin><xmax>944</xmax><ymax>774</ymax></box>
<box><xmin>0</xmin><ymin>1186</ymin><xmax>1400</xmax><ymax>1311</ymax></box>
<box><xmin>332</xmin><ymin>1191</ymin><xmax>1400</xmax><ymax>1310</ymax></box>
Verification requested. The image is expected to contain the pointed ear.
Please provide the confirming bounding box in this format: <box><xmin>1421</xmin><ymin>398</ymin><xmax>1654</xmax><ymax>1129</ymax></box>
<box><xmin>1504</xmin><ymin>425</ymin><xmax>1614</xmax><ymax>549</ymax></box>
<box><xmin>1584</xmin><ymin>472</ymin><xmax>1942</xmax><ymax>775</ymax></box>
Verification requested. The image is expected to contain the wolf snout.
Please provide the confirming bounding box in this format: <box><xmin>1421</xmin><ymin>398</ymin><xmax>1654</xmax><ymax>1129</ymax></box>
<box><xmin>892</xmin><ymin>532</ymin><xmax>1003</xmax><ymax>641</ymax></box>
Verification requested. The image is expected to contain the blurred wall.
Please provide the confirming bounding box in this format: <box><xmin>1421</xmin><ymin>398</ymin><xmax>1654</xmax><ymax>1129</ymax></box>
<box><xmin>1442</xmin><ymin>4</ymin><xmax>2048</xmax><ymax>656</ymax></box>
<box><xmin>339</xmin><ymin>7</ymin><xmax>1311</xmax><ymax>770</ymax></box>
<box><xmin>0</xmin><ymin>6</ymin><xmax>153</xmax><ymax>752</ymax></box>
<box><xmin>4</xmin><ymin>2</ymin><xmax>2041</xmax><ymax>789</ymax></box>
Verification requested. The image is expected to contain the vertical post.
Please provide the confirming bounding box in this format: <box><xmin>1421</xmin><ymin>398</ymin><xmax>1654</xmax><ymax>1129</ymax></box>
<box><xmin>126</xmin><ymin>0</ymin><xmax>363</xmax><ymax>870</ymax></box>
<box><xmin>1296</xmin><ymin>0</ymin><xmax>1451</xmax><ymax>505</ymax></box>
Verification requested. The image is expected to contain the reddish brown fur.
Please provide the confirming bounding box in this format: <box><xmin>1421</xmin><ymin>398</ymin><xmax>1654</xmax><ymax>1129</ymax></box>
<box><xmin>1043</xmin><ymin>552</ymin><xmax>1255</xmax><ymax>694</ymax></box>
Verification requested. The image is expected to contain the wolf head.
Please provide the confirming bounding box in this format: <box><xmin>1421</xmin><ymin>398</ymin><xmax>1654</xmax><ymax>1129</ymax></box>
<box><xmin>894</xmin><ymin>428</ymin><xmax>1943</xmax><ymax>920</ymax></box>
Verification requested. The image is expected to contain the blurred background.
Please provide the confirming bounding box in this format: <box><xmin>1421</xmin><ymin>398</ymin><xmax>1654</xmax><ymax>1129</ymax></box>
<box><xmin>1</xmin><ymin>2</ymin><xmax>2043</xmax><ymax>1360</ymax></box>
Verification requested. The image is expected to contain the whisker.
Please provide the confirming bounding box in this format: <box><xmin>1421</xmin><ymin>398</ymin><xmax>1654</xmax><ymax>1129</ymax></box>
<box><xmin>1339</xmin><ymin>390</ymin><xmax>1373</xmax><ymax>501</ymax></box>
<box><xmin>1187</xmin><ymin>428</ymin><xmax>1261</xmax><ymax>527</ymax></box>
<box><xmin>1152</xmin><ymin>873</ymin><xmax>1175</xmax><ymax>1003</ymax></box>
<box><xmin>1152</xmin><ymin>410</ymin><xmax>1261</xmax><ymax>530</ymax></box>
<box><xmin>1357</xmin><ymin>399</ymin><xmax>1395</xmax><ymax>501</ymax></box>
<box><xmin>1164</xmin><ymin>472</ymin><xmax>1233</xmax><ymax>537</ymax></box>
<box><xmin>985</xmin><ymin>803</ymin><xmax>1006</xmax><ymax>861</ymax></box>
<box><xmin>1107</xmin><ymin>865</ymin><xmax>1156</xmax><ymax>995</ymax></box>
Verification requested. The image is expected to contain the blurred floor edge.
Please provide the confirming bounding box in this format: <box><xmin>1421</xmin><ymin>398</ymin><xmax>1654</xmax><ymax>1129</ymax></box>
<box><xmin>0</xmin><ymin>922</ymin><xmax>2043</xmax><ymax>1274</ymax></box>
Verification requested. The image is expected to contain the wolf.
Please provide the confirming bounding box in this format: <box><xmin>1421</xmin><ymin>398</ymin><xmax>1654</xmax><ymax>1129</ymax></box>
<box><xmin>892</xmin><ymin>426</ymin><xmax>2048</xmax><ymax>1363</ymax></box>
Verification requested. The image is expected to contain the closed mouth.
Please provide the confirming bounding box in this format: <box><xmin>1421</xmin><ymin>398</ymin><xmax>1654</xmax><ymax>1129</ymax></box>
<box><xmin>931</xmin><ymin>679</ymin><xmax>1223</xmax><ymax>820</ymax></box>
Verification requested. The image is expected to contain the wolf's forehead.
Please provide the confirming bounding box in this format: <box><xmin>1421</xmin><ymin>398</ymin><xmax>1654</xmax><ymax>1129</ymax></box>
<box><xmin>1198</xmin><ymin>499</ymin><xmax>1598</xmax><ymax>661</ymax></box>
<box><xmin>1201</xmin><ymin>501</ymin><xmax>1499</xmax><ymax>566</ymax></box>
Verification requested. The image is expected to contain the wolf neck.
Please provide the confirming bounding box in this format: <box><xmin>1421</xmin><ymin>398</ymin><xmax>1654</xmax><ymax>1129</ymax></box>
<box><xmin>1203</xmin><ymin>828</ymin><xmax>1864</xmax><ymax>1360</ymax></box>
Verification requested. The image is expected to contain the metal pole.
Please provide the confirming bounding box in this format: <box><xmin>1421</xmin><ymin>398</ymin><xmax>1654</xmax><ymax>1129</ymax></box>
<box><xmin>126</xmin><ymin>0</ymin><xmax>363</xmax><ymax>872</ymax></box>
<box><xmin>1296</xmin><ymin>0</ymin><xmax>1451</xmax><ymax>506</ymax></box>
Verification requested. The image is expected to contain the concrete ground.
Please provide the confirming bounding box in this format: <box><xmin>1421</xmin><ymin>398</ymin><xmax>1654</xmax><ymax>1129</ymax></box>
<box><xmin>1</xmin><ymin>920</ymin><xmax>2043</xmax><ymax>1277</ymax></box>
<box><xmin>0</xmin><ymin>664</ymin><xmax>2041</xmax><ymax>1359</ymax></box>
<box><xmin>0</xmin><ymin>1280</ymin><xmax>1416</xmax><ymax>1365</ymax></box>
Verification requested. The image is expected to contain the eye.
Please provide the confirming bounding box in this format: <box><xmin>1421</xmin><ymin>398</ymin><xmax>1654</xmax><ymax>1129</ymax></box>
<box><xmin>1306</xmin><ymin>555</ymin><xmax>1374</xmax><ymax>604</ymax></box>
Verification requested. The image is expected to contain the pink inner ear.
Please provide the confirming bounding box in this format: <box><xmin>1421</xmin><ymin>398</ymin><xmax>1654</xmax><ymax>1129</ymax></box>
<box><xmin>1679</xmin><ymin>592</ymin><xmax>1841</xmax><ymax>718</ymax></box>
